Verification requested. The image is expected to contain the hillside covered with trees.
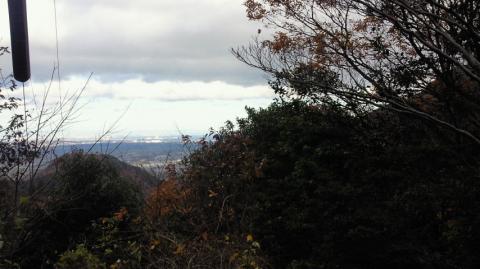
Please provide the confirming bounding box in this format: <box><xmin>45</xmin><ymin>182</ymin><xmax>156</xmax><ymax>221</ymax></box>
<box><xmin>2</xmin><ymin>0</ymin><xmax>480</xmax><ymax>268</ymax></box>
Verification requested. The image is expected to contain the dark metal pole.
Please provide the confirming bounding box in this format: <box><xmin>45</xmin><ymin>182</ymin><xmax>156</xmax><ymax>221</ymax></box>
<box><xmin>8</xmin><ymin>0</ymin><xmax>31</xmax><ymax>82</ymax></box>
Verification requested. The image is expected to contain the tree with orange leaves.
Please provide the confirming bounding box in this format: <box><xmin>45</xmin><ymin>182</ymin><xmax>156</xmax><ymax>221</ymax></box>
<box><xmin>235</xmin><ymin>0</ymin><xmax>480</xmax><ymax>144</ymax></box>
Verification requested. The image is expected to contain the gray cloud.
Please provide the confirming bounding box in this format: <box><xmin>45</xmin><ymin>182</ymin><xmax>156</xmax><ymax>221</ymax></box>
<box><xmin>0</xmin><ymin>0</ymin><xmax>267</xmax><ymax>86</ymax></box>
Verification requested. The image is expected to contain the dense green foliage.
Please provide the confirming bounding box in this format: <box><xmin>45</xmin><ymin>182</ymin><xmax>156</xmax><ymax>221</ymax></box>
<box><xmin>238</xmin><ymin>101</ymin><xmax>480</xmax><ymax>268</ymax></box>
<box><xmin>11</xmin><ymin>152</ymin><xmax>143</xmax><ymax>268</ymax></box>
<box><xmin>168</xmin><ymin>100</ymin><xmax>479</xmax><ymax>268</ymax></box>
<box><xmin>4</xmin><ymin>100</ymin><xmax>480</xmax><ymax>268</ymax></box>
<box><xmin>55</xmin><ymin>245</ymin><xmax>106</xmax><ymax>269</ymax></box>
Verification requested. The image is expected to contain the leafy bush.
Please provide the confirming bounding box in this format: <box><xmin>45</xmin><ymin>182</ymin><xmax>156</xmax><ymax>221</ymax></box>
<box><xmin>172</xmin><ymin>100</ymin><xmax>480</xmax><ymax>268</ymax></box>
<box><xmin>87</xmin><ymin>207</ymin><xmax>144</xmax><ymax>268</ymax></box>
<box><xmin>13</xmin><ymin>151</ymin><xmax>144</xmax><ymax>268</ymax></box>
<box><xmin>55</xmin><ymin>245</ymin><xmax>105</xmax><ymax>269</ymax></box>
<box><xmin>7</xmin><ymin>100</ymin><xmax>480</xmax><ymax>269</ymax></box>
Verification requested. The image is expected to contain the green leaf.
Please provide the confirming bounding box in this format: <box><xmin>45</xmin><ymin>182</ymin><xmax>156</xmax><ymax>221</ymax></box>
<box><xmin>19</xmin><ymin>196</ymin><xmax>29</xmax><ymax>205</ymax></box>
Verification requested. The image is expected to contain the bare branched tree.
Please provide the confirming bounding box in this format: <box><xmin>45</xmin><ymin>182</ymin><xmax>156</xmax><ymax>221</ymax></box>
<box><xmin>0</xmin><ymin>48</ymin><xmax>129</xmax><ymax>261</ymax></box>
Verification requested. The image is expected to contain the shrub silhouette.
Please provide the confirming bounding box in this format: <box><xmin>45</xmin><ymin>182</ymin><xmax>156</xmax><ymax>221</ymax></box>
<box><xmin>13</xmin><ymin>151</ymin><xmax>143</xmax><ymax>268</ymax></box>
<box><xmin>172</xmin><ymin>100</ymin><xmax>480</xmax><ymax>268</ymax></box>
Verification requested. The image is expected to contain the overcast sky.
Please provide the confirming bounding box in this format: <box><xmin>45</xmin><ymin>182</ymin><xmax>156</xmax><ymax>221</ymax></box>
<box><xmin>0</xmin><ymin>0</ymin><xmax>274</xmax><ymax>139</ymax></box>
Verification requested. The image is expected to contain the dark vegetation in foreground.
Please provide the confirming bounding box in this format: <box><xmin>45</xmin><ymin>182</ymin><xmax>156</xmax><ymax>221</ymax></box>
<box><xmin>2</xmin><ymin>0</ymin><xmax>480</xmax><ymax>268</ymax></box>
<box><xmin>2</xmin><ymin>98</ymin><xmax>480</xmax><ymax>268</ymax></box>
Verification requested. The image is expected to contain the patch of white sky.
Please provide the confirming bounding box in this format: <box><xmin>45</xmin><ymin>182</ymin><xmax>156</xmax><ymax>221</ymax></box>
<box><xmin>0</xmin><ymin>0</ymin><xmax>275</xmax><ymax>139</ymax></box>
